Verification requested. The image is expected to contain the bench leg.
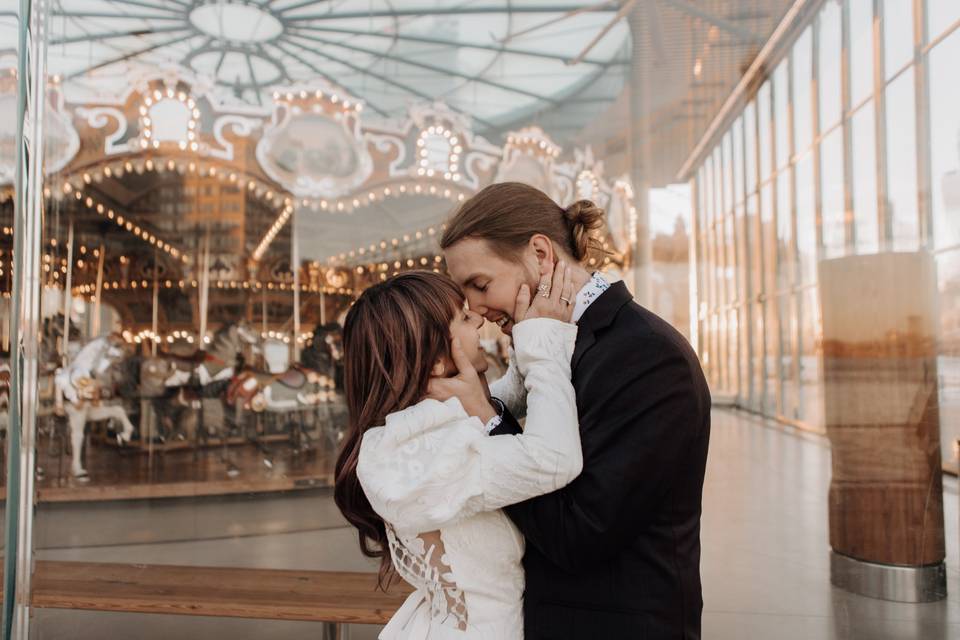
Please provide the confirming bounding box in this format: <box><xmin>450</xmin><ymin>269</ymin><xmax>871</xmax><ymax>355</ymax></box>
<box><xmin>321</xmin><ymin>622</ymin><xmax>350</xmax><ymax>640</ymax></box>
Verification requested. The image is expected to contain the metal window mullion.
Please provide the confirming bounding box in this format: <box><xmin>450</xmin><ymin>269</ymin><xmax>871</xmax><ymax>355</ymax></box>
<box><xmin>874</xmin><ymin>0</ymin><xmax>891</xmax><ymax>249</ymax></box>
<box><xmin>812</xmin><ymin>12</ymin><xmax>826</xmax><ymax>256</ymax></box>
<box><xmin>841</xmin><ymin>0</ymin><xmax>856</xmax><ymax>253</ymax></box>
<box><xmin>914</xmin><ymin>0</ymin><xmax>933</xmax><ymax>247</ymax></box>
<box><xmin>751</xmin><ymin>98</ymin><xmax>768</xmax><ymax>414</ymax></box>
<box><xmin>712</xmin><ymin>154</ymin><xmax>727</xmax><ymax>389</ymax></box>
<box><xmin>720</xmin><ymin>144</ymin><xmax>731</xmax><ymax>393</ymax></box>
<box><xmin>786</xmin><ymin>49</ymin><xmax>802</xmax><ymax>422</ymax></box>
<box><xmin>738</xmin><ymin>115</ymin><xmax>753</xmax><ymax>407</ymax></box>
<box><xmin>768</xmin><ymin>74</ymin><xmax>784</xmax><ymax>417</ymax></box>
<box><xmin>727</xmin><ymin>135</ymin><xmax>740</xmax><ymax>398</ymax></box>
<box><xmin>690</xmin><ymin>176</ymin><xmax>701</xmax><ymax>355</ymax></box>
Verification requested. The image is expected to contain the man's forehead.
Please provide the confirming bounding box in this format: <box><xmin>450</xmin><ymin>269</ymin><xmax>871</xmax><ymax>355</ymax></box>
<box><xmin>444</xmin><ymin>241</ymin><xmax>489</xmax><ymax>280</ymax></box>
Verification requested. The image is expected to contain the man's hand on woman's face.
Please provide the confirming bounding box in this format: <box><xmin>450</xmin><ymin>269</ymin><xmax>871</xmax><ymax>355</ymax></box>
<box><xmin>425</xmin><ymin>338</ymin><xmax>497</xmax><ymax>423</ymax></box>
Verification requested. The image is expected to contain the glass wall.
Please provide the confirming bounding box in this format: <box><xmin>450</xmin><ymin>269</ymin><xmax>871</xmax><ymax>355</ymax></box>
<box><xmin>1</xmin><ymin>2</ymin><xmax>638</xmax><ymax>637</ymax></box>
<box><xmin>691</xmin><ymin>0</ymin><xmax>960</xmax><ymax>468</ymax></box>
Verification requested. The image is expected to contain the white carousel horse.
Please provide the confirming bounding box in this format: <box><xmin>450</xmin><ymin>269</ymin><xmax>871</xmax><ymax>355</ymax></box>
<box><xmin>54</xmin><ymin>335</ymin><xmax>134</xmax><ymax>478</ymax></box>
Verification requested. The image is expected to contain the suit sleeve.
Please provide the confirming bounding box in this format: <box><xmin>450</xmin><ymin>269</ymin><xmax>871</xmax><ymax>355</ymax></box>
<box><xmin>503</xmin><ymin>333</ymin><xmax>705</xmax><ymax>572</ymax></box>
<box><xmin>489</xmin><ymin>406</ymin><xmax>522</xmax><ymax>436</ymax></box>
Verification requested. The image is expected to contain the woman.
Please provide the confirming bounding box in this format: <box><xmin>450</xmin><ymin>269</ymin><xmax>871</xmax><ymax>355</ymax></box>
<box><xmin>334</xmin><ymin>263</ymin><xmax>578</xmax><ymax>639</ymax></box>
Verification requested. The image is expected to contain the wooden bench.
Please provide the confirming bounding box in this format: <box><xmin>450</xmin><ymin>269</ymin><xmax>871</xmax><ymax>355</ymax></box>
<box><xmin>29</xmin><ymin>561</ymin><xmax>413</xmax><ymax>639</ymax></box>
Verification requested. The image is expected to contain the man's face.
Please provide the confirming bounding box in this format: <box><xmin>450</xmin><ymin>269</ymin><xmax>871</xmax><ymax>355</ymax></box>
<box><xmin>444</xmin><ymin>237</ymin><xmax>539</xmax><ymax>335</ymax></box>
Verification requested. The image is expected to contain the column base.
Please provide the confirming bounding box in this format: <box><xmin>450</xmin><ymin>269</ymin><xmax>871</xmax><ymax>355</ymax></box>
<box><xmin>830</xmin><ymin>551</ymin><xmax>947</xmax><ymax>603</ymax></box>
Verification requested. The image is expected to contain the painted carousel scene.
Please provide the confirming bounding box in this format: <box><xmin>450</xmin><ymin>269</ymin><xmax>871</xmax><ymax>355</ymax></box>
<box><xmin>1</xmin><ymin>72</ymin><xmax>637</xmax><ymax>501</ymax></box>
<box><xmin>5</xmin><ymin>1</ymin><xmax>960</xmax><ymax>639</ymax></box>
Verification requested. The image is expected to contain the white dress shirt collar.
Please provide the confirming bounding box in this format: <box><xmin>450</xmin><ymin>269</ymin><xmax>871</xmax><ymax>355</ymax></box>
<box><xmin>571</xmin><ymin>271</ymin><xmax>611</xmax><ymax>324</ymax></box>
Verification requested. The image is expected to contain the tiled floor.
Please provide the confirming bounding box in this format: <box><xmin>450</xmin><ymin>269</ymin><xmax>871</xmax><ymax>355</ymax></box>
<box><xmin>29</xmin><ymin>408</ymin><xmax>960</xmax><ymax>639</ymax></box>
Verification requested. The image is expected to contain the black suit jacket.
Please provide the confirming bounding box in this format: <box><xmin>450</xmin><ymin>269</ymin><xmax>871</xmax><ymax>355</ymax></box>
<box><xmin>491</xmin><ymin>281</ymin><xmax>711</xmax><ymax>639</ymax></box>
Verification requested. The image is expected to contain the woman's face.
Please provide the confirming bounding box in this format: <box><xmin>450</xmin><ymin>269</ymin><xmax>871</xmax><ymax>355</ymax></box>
<box><xmin>446</xmin><ymin>305</ymin><xmax>489</xmax><ymax>374</ymax></box>
<box><xmin>444</xmin><ymin>237</ymin><xmax>540</xmax><ymax>336</ymax></box>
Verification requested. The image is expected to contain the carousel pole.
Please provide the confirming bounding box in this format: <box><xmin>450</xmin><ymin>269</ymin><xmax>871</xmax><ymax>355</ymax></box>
<box><xmin>91</xmin><ymin>242</ymin><xmax>105</xmax><ymax>337</ymax></box>
<box><xmin>147</xmin><ymin>248</ymin><xmax>160</xmax><ymax>471</ymax></box>
<box><xmin>198</xmin><ymin>227</ymin><xmax>210</xmax><ymax>349</ymax></box>
<box><xmin>320</xmin><ymin>290</ymin><xmax>326</xmax><ymax>325</ymax></box>
<box><xmin>261</xmin><ymin>285</ymin><xmax>267</xmax><ymax>338</ymax></box>
<box><xmin>291</xmin><ymin>208</ymin><xmax>301</xmax><ymax>361</ymax></box>
<box><xmin>61</xmin><ymin>218</ymin><xmax>73</xmax><ymax>363</ymax></box>
<box><xmin>151</xmin><ymin>249</ymin><xmax>159</xmax><ymax>357</ymax></box>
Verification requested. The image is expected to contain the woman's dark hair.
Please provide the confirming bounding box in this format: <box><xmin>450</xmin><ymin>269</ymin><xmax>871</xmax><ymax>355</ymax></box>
<box><xmin>440</xmin><ymin>182</ymin><xmax>605</xmax><ymax>262</ymax></box>
<box><xmin>333</xmin><ymin>271</ymin><xmax>465</xmax><ymax>588</ymax></box>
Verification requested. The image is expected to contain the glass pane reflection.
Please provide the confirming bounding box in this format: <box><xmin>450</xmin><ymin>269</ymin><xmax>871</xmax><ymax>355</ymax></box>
<box><xmin>929</xmin><ymin>28</ymin><xmax>960</xmax><ymax>251</ymax></box>
<box><xmin>851</xmin><ymin>102</ymin><xmax>879</xmax><ymax>253</ymax></box>
<box><xmin>884</xmin><ymin>68</ymin><xmax>919</xmax><ymax>252</ymax></box>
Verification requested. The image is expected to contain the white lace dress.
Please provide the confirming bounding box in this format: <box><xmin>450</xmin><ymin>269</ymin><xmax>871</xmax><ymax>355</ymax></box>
<box><xmin>357</xmin><ymin>318</ymin><xmax>581</xmax><ymax>639</ymax></box>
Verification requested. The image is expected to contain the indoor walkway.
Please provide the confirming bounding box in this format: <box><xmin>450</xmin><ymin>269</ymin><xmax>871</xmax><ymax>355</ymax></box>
<box><xmin>31</xmin><ymin>408</ymin><xmax>960</xmax><ymax>639</ymax></box>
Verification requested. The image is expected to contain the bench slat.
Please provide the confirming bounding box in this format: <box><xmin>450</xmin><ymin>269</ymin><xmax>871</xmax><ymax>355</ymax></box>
<box><xmin>31</xmin><ymin>561</ymin><xmax>412</xmax><ymax>625</ymax></box>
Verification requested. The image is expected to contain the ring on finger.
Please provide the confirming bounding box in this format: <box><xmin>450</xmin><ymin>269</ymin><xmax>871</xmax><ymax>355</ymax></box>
<box><xmin>539</xmin><ymin>293</ymin><xmax>551</xmax><ymax>299</ymax></box>
<box><xmin>559</xmin><ymin>296</ymin><xmax>572</xmax><ymax>305</ymax></box>
<box><xmin>537</xmin><ymin>283</ymin><xmax>550</xmax><ymax>295</ymax></box>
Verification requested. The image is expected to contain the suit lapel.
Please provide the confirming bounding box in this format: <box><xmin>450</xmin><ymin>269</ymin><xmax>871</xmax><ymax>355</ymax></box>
<box><xmin>571</xmin><ymin>281</ymin><xmax>633</xmax><ymax>371</ymax></box>
<box><xmin>571</xmin><ymin>326</ymin><xmax>596</xmax><ymax>372</ymax></box>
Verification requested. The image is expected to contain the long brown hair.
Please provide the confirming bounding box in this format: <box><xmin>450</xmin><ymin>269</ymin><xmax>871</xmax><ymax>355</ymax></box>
<box><xmin>440</xmin><ymin>182</ymin><xmax>605</xmax><ymax>261</ymax></box>
<box><xmin>333</xmin><ymin>271</ymin><xmax>465</xmax><ymax>587</ymax></box>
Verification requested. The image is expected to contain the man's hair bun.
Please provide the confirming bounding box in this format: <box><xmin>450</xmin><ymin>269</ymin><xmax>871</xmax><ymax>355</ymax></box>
<box><xmin>563</xmin><ymin>200</ymin><xmax>605</xmax><ymax>260</ymax></box>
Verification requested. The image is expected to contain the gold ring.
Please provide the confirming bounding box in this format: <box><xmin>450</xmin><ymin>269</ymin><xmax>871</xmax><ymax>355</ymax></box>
<box><xmin>560</xmin><ymin>296</ymin><xmax>571</xmax><ymax>304</ymax></box>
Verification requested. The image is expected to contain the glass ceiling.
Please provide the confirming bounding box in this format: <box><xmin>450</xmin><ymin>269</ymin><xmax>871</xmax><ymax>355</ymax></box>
<box><xmin>45</xmin><ymin>0</ymin><xmax>630</xmax><ymax>134</ymax></box>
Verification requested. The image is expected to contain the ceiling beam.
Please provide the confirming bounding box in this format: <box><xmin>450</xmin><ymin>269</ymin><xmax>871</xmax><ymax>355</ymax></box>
<box><xmin>289</xmin><ymin>31</ymin><xmax>561</xmax><ymax>107</ymax></box>
<box><xmin>283</xmin><ymin>4</ymin><xmax>621</xmax><ymax>21</ymax></box>
<box><xmin>103</xmin><ymin>0</ymin><xmax>182</xmax><ymax>13</ymax></box>
<box><xmin>65</xmin><ymin>33</ymin><xmax>202</xmax><ymax>80</ymax></box>
<box><xmin>288</xmin><ymin>24</ymin><xmax>613</xmax><ymax>66</ymax></box>
<box><xmin>660</xmin><ymin>0</ymin><xmax>764</xmax><ymax>44</ymax></box>
<box><xmin>50</xmin><ymin>25</ymin><xmax>188</xmax><ymax>47</ymax></box>
<box><xmin>52</xmin><ymin>11</ymin><xmax>184</xmax><ymax>21</ymax></box>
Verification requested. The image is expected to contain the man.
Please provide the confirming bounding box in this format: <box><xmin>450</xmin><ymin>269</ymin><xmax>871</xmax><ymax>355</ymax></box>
<box><xmin>439</xmin><ymin>182</ymin><xmax>711</xmax><ymax>639</ymax></box>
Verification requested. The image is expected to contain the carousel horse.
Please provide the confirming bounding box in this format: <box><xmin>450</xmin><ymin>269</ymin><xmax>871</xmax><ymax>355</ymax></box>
<box><xmin>227</xmin><ymin>324</ymin><xmax>341</xmax><ymax>455</ymax></box>
<box><xmin>136</xmin><ymin>322</ymin><xmax>259</xmax><ymax>478</ymax></box>
<box><xmin>53</xmin><ymin>334</ymin><xmax>135</xmax><ymax>479</ymax></box>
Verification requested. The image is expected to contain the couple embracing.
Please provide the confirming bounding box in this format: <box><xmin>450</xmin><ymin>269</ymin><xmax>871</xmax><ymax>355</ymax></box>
<box><xmin>335</xmin><ymin>183</ymin><xmax>711</xmax><ymax>639</ymax></box>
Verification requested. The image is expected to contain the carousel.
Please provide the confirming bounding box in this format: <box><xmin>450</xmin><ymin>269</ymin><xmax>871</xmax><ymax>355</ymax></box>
<box><xmin>0</xmin><ymin>60</ymin><xmax>637</xmax><ymax>502</ymax></box>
